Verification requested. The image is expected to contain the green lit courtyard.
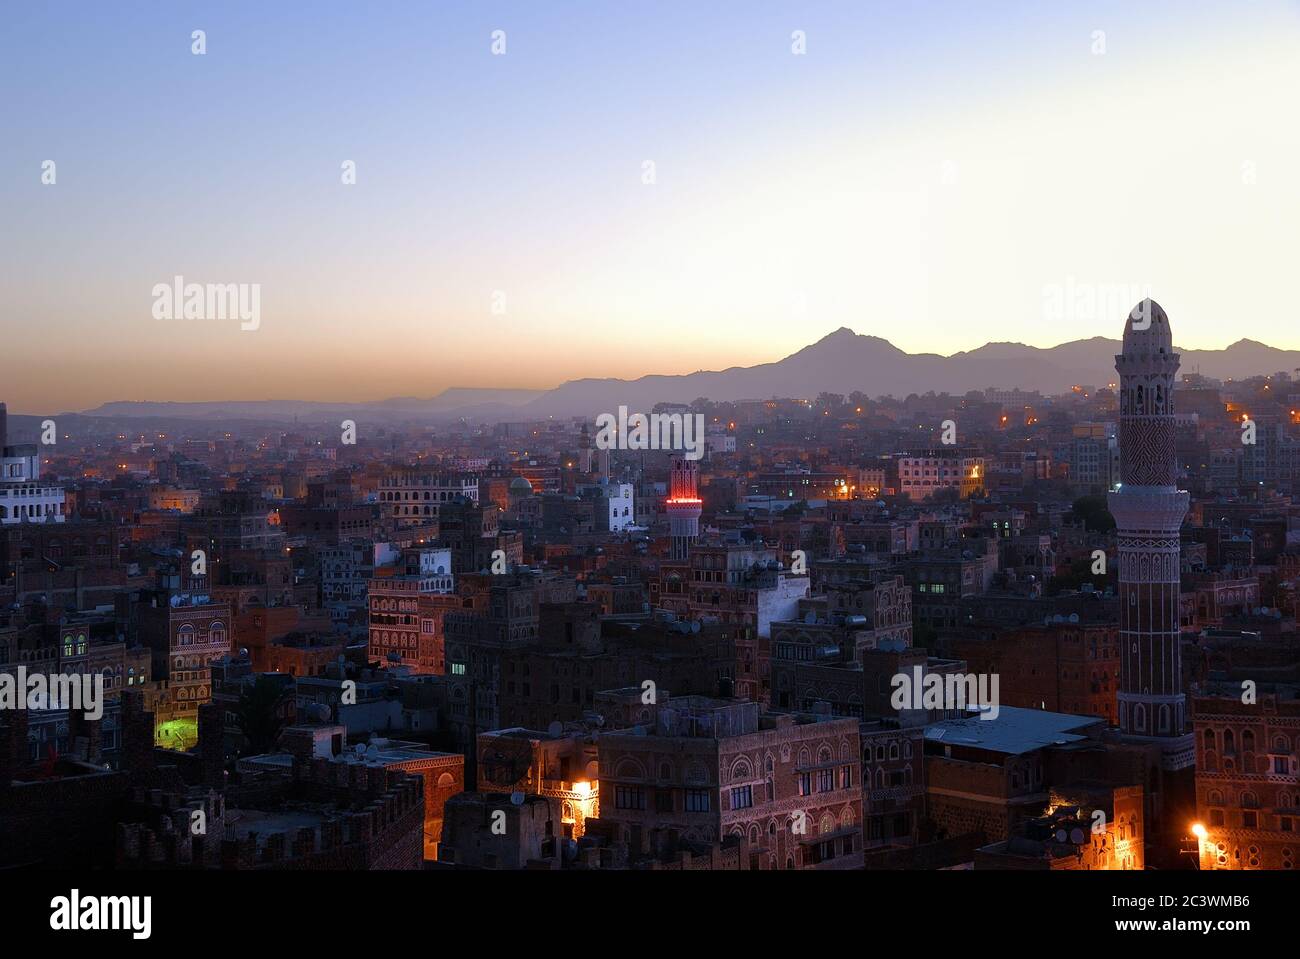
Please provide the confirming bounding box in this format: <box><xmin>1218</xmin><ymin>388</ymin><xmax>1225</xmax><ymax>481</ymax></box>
<box><xmin>154</xmin><ymin>718</ymin><xmax>199</xmax><ymax>752</ymax></box>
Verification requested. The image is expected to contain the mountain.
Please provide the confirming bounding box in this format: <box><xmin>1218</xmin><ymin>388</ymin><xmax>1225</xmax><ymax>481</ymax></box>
<box><xmin>518</xmin><ymin>329</ymin><xmax>1300</xmax><ymax>418</ymax></box>
<box><xmin>72</xmin><ymin>330</ymin><xmax>1300</xmax><ymax>424</ymax></box>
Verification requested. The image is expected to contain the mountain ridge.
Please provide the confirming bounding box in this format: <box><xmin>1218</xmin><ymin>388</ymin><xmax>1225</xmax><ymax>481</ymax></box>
<box><xmin>74</xmin><ymin>328</ymin><xmax>1300</xmax><ymax>422</ymax></box>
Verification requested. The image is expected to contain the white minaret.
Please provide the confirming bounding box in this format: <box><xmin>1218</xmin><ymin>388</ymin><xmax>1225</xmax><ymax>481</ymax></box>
<box><xmin>1108</xmin><ymin>299</ymin><xmax>1193</xmax><ymax>771</ymax></box>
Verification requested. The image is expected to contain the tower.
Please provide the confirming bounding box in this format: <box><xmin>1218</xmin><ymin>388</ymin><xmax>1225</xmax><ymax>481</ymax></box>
<box><xmin>578</xmin><ymin>422</ymin><xmax>594</xmax><ymax>474</ymax></box>
<box><xmin>665</xmin><ymin>454</ymin><xmax>702</xmax><ymax>560</ymax></box>
<box><xmin>1108</xmin><ymin>299</ymin><xmax>1194</xmax><ymax>771</ymax></box>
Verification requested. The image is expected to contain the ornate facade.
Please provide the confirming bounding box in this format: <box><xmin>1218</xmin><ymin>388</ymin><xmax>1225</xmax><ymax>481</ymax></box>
<box><xmin>1108</xmin><ymin>299</ymin><xmax>1194</xmax><ymax>770</ymax></box>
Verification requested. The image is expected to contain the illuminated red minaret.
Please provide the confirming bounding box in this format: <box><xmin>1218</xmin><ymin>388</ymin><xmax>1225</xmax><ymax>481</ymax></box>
<box><xmin>666</xmin><ymin>454</ymin><xmax>702</xmax><ymax>560</ymax></box>
<box><xmin>1108</xmin><ymin>298</ymin><xmax>1194</xmax><ymax>771</ymax></box>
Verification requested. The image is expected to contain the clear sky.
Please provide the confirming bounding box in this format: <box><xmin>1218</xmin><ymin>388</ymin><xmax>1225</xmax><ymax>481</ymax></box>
<box><xmin>4</xmin><ymin>1</ymin><xmax>1299</xmax><ymax>412</ymax></box>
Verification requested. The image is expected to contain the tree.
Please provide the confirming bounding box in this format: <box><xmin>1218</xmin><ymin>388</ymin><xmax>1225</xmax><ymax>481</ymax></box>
<box><xmin>1070</xmin><ymin>494</ymin><xmax>1115</xmax><ymax>532</ymax></box>
<box><xmin>235</xmin><ymin>675</ymin><xmax>292</xmax><ymax>756</ymax></box>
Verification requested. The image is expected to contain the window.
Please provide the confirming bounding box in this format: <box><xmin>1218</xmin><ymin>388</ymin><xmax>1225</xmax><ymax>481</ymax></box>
<box><xmin>685</xmin><ymin>789</ymin><xmax>711</xmax><ymax>812</ymax></box>
<box><xmin>798</xmin><ymin>772</ymin><xmax>811</xmax><ymax>797</ymax></box>
<box><xmin>729</xmin><ymin>786</ymin><xmax>752</xmax><ymax>810</ymax></box>
<box><xmin>615</xmin><ymin>786</ymin><xmax>645</xmax><ymax>810</ymax></box>
<box><xmin>816</xmin><ymin>768</ymin><xmax>834</xmax><ymax>793</ymax></box>
<box><xmin>840</xmin><ymin>766</ymin><xmax>853</xmax><ymax>789</ymax></box>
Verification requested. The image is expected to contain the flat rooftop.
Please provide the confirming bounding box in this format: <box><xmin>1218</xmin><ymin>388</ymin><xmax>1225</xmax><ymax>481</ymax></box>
<box><xmin>924</xmin><ymin>706</ymin><xmax>1102</xmax><ymax>755</ymax></box>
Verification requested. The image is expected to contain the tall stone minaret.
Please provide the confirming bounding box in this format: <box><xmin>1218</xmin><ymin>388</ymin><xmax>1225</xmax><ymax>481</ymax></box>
<box><xmin>1108</xmin><ymin>299</ymin><xmax>1193</xmax><ymax>771</ymax></box>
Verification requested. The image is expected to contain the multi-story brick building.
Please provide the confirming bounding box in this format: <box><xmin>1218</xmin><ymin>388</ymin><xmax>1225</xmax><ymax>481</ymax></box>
<box><xmin>380</xmin><ymin>467</ymin><xmax>478</xmax><ymax>527</ymax></box>
<box><xmin>686</xmin><ymin>544</ymin><xmax>808</xmax><ymax>702</ymax></box>
<box><xmin>138</xmin><ymin>590</ymin><xmax>232</xmax><ymax>726</ymax></box>
<box><xmin>943</xmin><ymin>622</ymin><xmax>1120</xmax><ymax>724</ymax></box>
<box><xmin>1192</xmin><ymin>682</ymin><xmax>1300</xmax><ymax>870</ymax></box>
<box><xmin>897</xmin><ymin>450</ymin><xmax>985</xmax><ymax>502</ymax></box>
<box><xmin>595</xmin><ymin>696</ymin><xmax>862</xmax><ymax>869</ymax></box>
<box><xmin>477</xmin><ymin>727</ymin><xmax>600</xmax><ymax>838</ymax></box>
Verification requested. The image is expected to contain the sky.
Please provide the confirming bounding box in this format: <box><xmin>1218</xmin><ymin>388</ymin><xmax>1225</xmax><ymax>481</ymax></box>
<box><xmin>3</xmin><ymin>0</ymin><xmax>1300</xmax><ymax>413</ymax></box>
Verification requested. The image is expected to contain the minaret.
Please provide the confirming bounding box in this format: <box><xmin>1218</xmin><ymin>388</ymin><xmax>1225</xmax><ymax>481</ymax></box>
<box><xmin>578</xmin><ymin>423</ymin><xmax>594</xmax><ymax>473</ymax></box>
<box><xmin>1108</xmin><ymin>299</ymin><xmax>1194</xmax><ymax>771</ymax></box>
<box><xmin>666</xmin><ymin>454</ymin><xmax>702</xmax><ymax>560</ymax></box>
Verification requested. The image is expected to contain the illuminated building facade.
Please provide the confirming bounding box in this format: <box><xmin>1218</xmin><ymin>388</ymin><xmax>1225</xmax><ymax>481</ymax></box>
<box><xmin>596</xmin><ymin>696</ymin><xmax>863</xmax><ymax>869</ymax></box>
<box><xmin>897</xmin><ymin>451</ymin><xmax>984</xmax><ymax>502</ymax></box>
<box><xmin>1193</xmin><ymin>683</ymin><xmax>1300</xmax><ymax>870</ymax></box>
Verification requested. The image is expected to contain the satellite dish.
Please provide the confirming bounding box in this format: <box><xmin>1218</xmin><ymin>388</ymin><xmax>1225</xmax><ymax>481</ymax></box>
<box><xmin>1070</xmin><ymin>828</ymin><xmax>1086</xmax><ymax>845</ymax></box>
<box><xmin>1055</xmin><ymin>829</ymin><xmax>1067</xmax><ymax>843</ymax></box>
<box><xmin>547</xmin><ymin>721</ymin><xmax>563</xmax><ymax>737</ymax></box>
<box><xmin>354</xmin><ymin>743</ymin><xmax>366</xmax><ymax>755</ymax></box>
<box><xmin>510</xmin><ymin>791</ymin><xmax>525</xmax><ymax>806</ymax></box>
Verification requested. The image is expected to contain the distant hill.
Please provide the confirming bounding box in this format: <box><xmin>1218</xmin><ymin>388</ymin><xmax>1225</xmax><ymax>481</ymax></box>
<box><xmin>74</xmin><ymin>330</ymin><xmax>1300</xmax><ymax>423</ymax></box>
<box><xmin>83</xmin><ymin>388</ymin><xmax>545</xmax><ymax>421</ymax></box>
<box><xmin>518</xmin><ymin>328</ymin><xmax>1300</xmax><ymax>418</ymax></box>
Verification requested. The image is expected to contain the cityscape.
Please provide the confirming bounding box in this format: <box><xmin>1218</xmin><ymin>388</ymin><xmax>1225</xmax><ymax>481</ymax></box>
<box><xmin>4</xmin><ymin>300</ymin><xmax>1300</xmax><ymax>881</ymax></box>
<box><xmin>4</xmin><ymin>0</ymin><xmax>1295</xmax><ymax>940</ymax></box>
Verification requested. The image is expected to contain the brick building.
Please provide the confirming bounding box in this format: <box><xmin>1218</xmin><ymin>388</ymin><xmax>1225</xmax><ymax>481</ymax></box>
<box><xmin>595</xmin><ymin>696</ymin><xmax>862</xmax><ymax>869</ymax></box>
